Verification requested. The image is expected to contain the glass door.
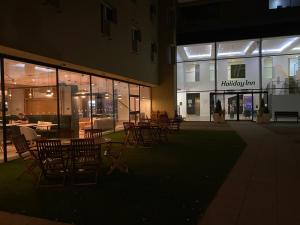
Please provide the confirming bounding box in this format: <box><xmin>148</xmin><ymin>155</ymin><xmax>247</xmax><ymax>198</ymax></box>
<box><xmin>238</xmin><ymin>93</ymin><xmax>253</xmax><ymax>121</ymax></box>
<box><xmin>224</xmin><ymin>94</ymin><xmax>238</xmax><ymax>120</ymax></box>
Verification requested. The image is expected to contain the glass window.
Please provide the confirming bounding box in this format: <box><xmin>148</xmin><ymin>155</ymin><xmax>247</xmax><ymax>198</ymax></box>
<box><xmin>59</xmin><ymin>70</ymin><xmax>90</xmax><ymax>138</ymax></box>
<box><xmin>4</xmin><ymin>59</ymin><xmax>57</xmax><ymax>160</ymax></box>
<box><xmin>269</xmin><ymin>0</ymin><xmax>291</xmax><ymax>9</ymax></box>
<box><xmin>217</xmin><ymin>58</ymin><xmax>260</xmax><ymax>91</ymax></box>
<box><xmin>140</xmin><ymin>86</ymin><xmax>151</xmax><ymax>121</ymax></box>
<box><xmin>177</xmin><ymin>61</ymin><xmax>215</xmax><ymax>92</ymax></box>
<box><xmin>262</xmin><ymin>36</ymin><xmax>300</xmax><ymax>56</ymax></box>
<box><xmin>217</xmin><ymin>39</ymin><xmax>259</xmax><ymax>59</ymax></box>
<box><xmin>262</xmin><ymin>55</ymin><xmax>300</xmax><ymax>95</ymax></box>
<box><xmin>91</xmin><ymin>77</ymin><xmax>114</xmax><ymax>133</ymax></box>
<box><xmin>177</xmin><ymin>43</ymin><xmax>215</xmax><ymax>62</ymax></box>
<box><xmin>114</xmin><ymin>81</ymin><xmax>129</xmax><ymax>130</ymax></box>
<box><xmin>129</xmin><ymin>84</ymin><xmax>139</xmax><ymax>123</ymax></box>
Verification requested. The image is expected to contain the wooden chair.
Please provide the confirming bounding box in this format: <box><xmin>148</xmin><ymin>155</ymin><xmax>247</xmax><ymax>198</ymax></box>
<box><xmin>169</xmin><ymin>119</ymin><xmax>181</xmax><ymax>132</ymax></box>
<box><xmin>12</xmin><ymin>135</ymin><xmax>39</xmax><ymax>181</ymax></box>
<box><xmin>137</xmin><ymin>122</ymin><xmax>154</xmax><ymax>147</ymax></box>
<box><xmin>157</xmin><ymin>115</ymin><xmax>169</xmax><ymax>142</ymax></box>
<box><xmin>104</xmin><ymin>141</ymin><xmax>128</xmax><ymax>175</ymax></box>
<box><xmin>20</xmin><ymin>126</ymin><xmax>41</xmax><ymax>146</ymax></box>
<box><xmin>71</xmin><ymin>138</ymin><xmax>100</xmax><ymax>185</ymax></box>
<box><xmin>84</xmin><ymin>128</ymin><xmax>103</xmax><ymax>138</ymax></box>
<box><xmin>36</xmin><ymin>139</ymin><xmax>67</xmax><ymax>187</ymax></box>
<box><xmin>123</xmin><ymin>122</ymin><xmax>137</xmax><ymax>145</ymax></box>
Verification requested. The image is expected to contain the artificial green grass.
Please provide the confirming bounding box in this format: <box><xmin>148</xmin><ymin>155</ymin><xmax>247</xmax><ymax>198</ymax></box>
<box><xmin>0</xmin><ymin>130</ymin><xmax>246</xmax><ymax>225</ymax></box>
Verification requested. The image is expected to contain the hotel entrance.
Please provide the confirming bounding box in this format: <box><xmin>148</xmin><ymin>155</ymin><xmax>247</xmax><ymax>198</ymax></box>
<box><xmin>210</xmin><ymin>91</ymin><xmax>268</xmax><ymax>121</ymax></box>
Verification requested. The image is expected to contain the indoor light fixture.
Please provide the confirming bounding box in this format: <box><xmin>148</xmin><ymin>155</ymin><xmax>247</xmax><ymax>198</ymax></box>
<box><xmin>13</xmin><ymin>63</ymin><xmax>25</xmax><ymax>68</ymax></box>
<box><xmin>117</xmin><ymin>94</ymin><xmax>122</xmax><ymax>100</ymax></box>
<box><xmin>35</xmin><ymin>66</ymin><xmax>55</xmax><ymax>73</ymax></box>
<box><xmin>184</xmin><ymin>45</ymin><xmax>212</xmax><ymax>59</ymax></box>
<box><xmin>261</xmin><ymin>37</ymin><xmax>299</xmax><ymax>54</ymax></box>
<box><xmin>46</xmin><ymin>89</ymin><xmax>54</xmax><ymax>97</ymax></box>
<box><xmin>218</xmin><ymin>41</ymin><xmax>255</xmax><ymax>57</ymax></box>
<box><xmin>292</xmin><ymin>47</ymin><xmax>300</xmax><ymax>51</ymax></box>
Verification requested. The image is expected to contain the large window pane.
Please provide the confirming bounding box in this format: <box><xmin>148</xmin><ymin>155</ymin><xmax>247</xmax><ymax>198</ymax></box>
<box><xmin>177</xmin><ymin>43</ymin><xmax>215</xmax><ymax>62</ymax></box>
<box><xmin>140</xmin><ymin>86</ymin><xmax>151</xmax><ymax>120</ymax></box>
<box><xmin>59</xmin><ymin>70</ymin><xmax>90</xmax><ymax>138</ymax></box>
<box><xmin>177</xmin><ymin>61</ymin><xmax>215</xmax><ymax>92</ymax></box>
<box><xmin>129</xmin><ymin>84</ymin><xmax>139</xmax><ymax>123</ymax></box>
<box><xmin>177</xmin><ymin>60</ymin><xmax>215</xmax><ymax>121</ymax></box>
<box><xmin>217</xmin><ymin>57</ymin><xmax>260</xmax><ymax>91</ymax></box>
<box><xmin>114</xmin><ymin>81</ymin><xmax>129</xmax><ymax>130</ymax></box>
<box><xmin>91</xmin><ymin>77</ymin><xmax>114</xmax><ymax>133</ymax></box>
<box><xmin>217</xmin><ymin>39</ymin><xmax>259</xmax><ymax>59</ymax></box>
<box><xmin>4</xmin><ymin>59</ymin><xmax>57</xmax><ymax>160</ymax></box>
<box><xmin>262</xmin><ymin>36</ymin><xmax>300</xmax><ymax>56</ymax></box>
<box><xmin>262</xmin><ymin>55</ymin><xmax>300</xmax><ymax>95</ymax></box>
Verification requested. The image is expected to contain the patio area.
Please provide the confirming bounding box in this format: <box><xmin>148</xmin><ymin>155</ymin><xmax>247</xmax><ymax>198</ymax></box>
<box><xmin>0</xmin><ymin>128</ymin><xmax>245</xmax><ymax>225</ymax></box>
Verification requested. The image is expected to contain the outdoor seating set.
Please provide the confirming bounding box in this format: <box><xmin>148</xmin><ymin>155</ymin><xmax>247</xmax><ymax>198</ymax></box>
<box><xmin>12</xmin><ymin>128</ymin><xmax>127</xmax><ymax>187</ymax></box>
<box><xmin>123</xmin><ymin>112</ymin><xmax>181</xmax><ymax>148</ymax></box>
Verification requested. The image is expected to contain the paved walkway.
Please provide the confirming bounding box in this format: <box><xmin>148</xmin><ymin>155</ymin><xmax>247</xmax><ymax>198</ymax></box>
<box><xmin>199</xmin><ymin>122</ymin><xmax>300</xmax><ymax>225</ymax></box>
<box><xmin>0</xmin><ymin>211</ymin><xmax>71</xmax><ymax>225</ymax></box>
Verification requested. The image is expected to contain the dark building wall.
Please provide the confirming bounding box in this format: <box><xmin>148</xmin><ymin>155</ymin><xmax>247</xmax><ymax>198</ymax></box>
<box><xmin>0</xmin><ymin>0</ymin><xmax>159</xmax><ymax>84</ymax></box>
<box><xmin>152</xmin><ymin>0</ymin><xmax>177</xmax><ymax>116</ymax></box>
<box><xmin>177</xmin><ymin>0</ymin><xmax>300</xmax><ymax>44</ymax></box>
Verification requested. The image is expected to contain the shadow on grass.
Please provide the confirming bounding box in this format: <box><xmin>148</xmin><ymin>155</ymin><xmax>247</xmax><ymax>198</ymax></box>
<box><xmin>0</xmin><ymin>130</ymin><xmax>246</xmax><ymax>225</ymax></box>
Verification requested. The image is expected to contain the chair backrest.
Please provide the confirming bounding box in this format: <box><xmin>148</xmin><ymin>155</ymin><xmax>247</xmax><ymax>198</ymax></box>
<box><xmin>71</xmin><ymin>138</ymin><xmax>97</xmax><ymax>159</ymax></box>
<box><xmin>84</xmin><ymin>129</ymin><xmax>102</xmax><ymax>138</ymax></box>
<box><xmin>20</xmin><ymin>126</ymin><xmax>38</xmax><ymax>141</ymax></box>
<box><xmin>10</xmin><ymin>126</ymin><xmax>21</xmax><ymax>138</ymax></box>
<box><xmin>36</xmin><ymin>139</ymin><xmax>63</xmax><ymax>161</ymax></box>
<box><xmin>12</xmin><ymin>135</ymin><xmax>30</xmax><ymax>158</ymax></box>
<box><xmin>138</xmin><ymin>121</ymin><xmax>150</xmax><ymax>128</ymax></box>
<box><xmin>123</xmin><ymin>122</ymin><xmax>134</xmax><ymax>132</ymax></box>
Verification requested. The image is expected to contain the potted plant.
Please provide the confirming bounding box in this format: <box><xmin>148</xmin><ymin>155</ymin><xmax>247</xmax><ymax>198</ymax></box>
<box><xmin>213</xmin><ymin>100</ymin><xmax>225</xmax><ymax>123</ymax></box>
<box><xmin>256</xmin><ymin>99</ymin><xmax>271</xmax><ymax>124</ymax></box>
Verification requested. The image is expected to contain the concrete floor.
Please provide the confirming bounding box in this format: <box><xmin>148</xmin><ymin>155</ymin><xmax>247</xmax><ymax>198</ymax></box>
<box><xmin>198</xmin><ymin>121</ymin><xmax>300</xmax><ymax>225</ymax></box>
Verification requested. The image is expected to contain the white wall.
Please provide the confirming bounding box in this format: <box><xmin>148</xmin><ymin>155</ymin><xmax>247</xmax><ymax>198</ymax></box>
<box><xmin>270</xmin><ymin>95</ymin><xmax>300</xmax><ymax>120</ymax></box>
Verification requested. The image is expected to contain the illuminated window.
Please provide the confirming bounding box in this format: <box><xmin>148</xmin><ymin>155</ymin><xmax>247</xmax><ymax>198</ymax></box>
<box><xmin>269</xmin><ymin>0</ymin><xmax>300</xmax><ymax>9</ymax></box>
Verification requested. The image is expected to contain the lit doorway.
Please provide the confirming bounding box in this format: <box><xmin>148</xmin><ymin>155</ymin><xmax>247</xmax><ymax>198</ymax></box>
<box><xmin>210</xmin><ymin>91</ymin><xmax>268</xmax><ymax>121</ymax></box>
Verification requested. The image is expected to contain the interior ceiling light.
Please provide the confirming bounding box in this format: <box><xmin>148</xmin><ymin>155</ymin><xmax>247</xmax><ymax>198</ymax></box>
<box><xmin>46</xmin><ymin>89</ymin><xmax>54</xmax><ymax>97</ymax></box>
<box><xmin>292</xmin><ymin>46</ymin><xmax>300</xmax><ymax>51</ymax></box>
<box><xmin>13</xmin><ymin>63</ymin><xmax>25</xmax><ymax>68</ymax></box>
<box><xmin>184</xmin><ymin>45</ymin><xmax>212</xmax><ymax>59</ymax></box>
<box><xmin>218</xmin><ymin>41</ymin><xmax>255</xmax><ymax>57</ymax></box>
<box><xmin>35</xmin><ymin>66</ymin><xmax>55</xmax><ymax>72</ymax></box>
<box><xmin>261</xmin><ymin>37</ymin><xmax>299</xmax><ymax>54</ymax></box>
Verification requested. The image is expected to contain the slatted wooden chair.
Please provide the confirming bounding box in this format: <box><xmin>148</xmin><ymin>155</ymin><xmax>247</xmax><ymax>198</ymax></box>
<box><xmin>71</xmin><ymin>138</ymin><xmax>100</xmax><ymax>185</ymax></box>
<box><xmin>12</xmin><ymin>135</ymin><xmax>39</xmax><ymax>181</ymax></box>
<box><xmin>157</xmin><ymin>115</ymin><xmax>169</xmax><ymax>142</ymax></box>
<box><xmin>104</xmin><ymin>141</ymin><xmax>128</xmax><ymax>175</ymax></box>
<box><xmin>36</xmin><ymin>139</ymin><xmax>67</xmax><ymax>187</ymax></box>
<box><xmin>137</xmin><ymin>122</ymin><xmax>154</xmax><ymax>147</ymax></box>
<box><xmin>84</xmin><ymin>128</ymin><xmax>103</xmax><ymax>138</ymax></box>
<box><xmin>123</xmin><ymin>122</ymin><xmax>137</xmax><ymax>145</ymax></box>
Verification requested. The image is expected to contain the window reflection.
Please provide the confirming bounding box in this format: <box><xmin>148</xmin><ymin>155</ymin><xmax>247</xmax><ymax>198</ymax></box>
<box><xmin>140</xmin><ymin>86</ymin><xmax>151</xmax><ymax>121</ymax></box>
<box><xmin>3</xmin><ymin>59</ymin><xmax>57</xmax><ymax>161</ymax></box>
<box><xmin>59</xmin><ymin>70</ymin><xmax>90</xmax><ymax>138</ymax></box>
<box><xmin>91</xmin><ymin>77</ymin><xmax>114</xmax><ymax>133</ymax></box>
<box><xmin>114</xmin><ymin>81</ymin><xmax>129</xmax><ymax>130</ymax></box>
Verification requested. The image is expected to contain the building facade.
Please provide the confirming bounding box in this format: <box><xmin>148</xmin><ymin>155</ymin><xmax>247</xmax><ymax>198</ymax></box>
<box><xmin>0</xmin><ymin>0</ymin><xmax>177</xmax><ymax>162</ymax></box>
<box><xmin>176</xmin><ymin>0</ymin><xmax>300</xmax><ymax>121</ymax></box>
